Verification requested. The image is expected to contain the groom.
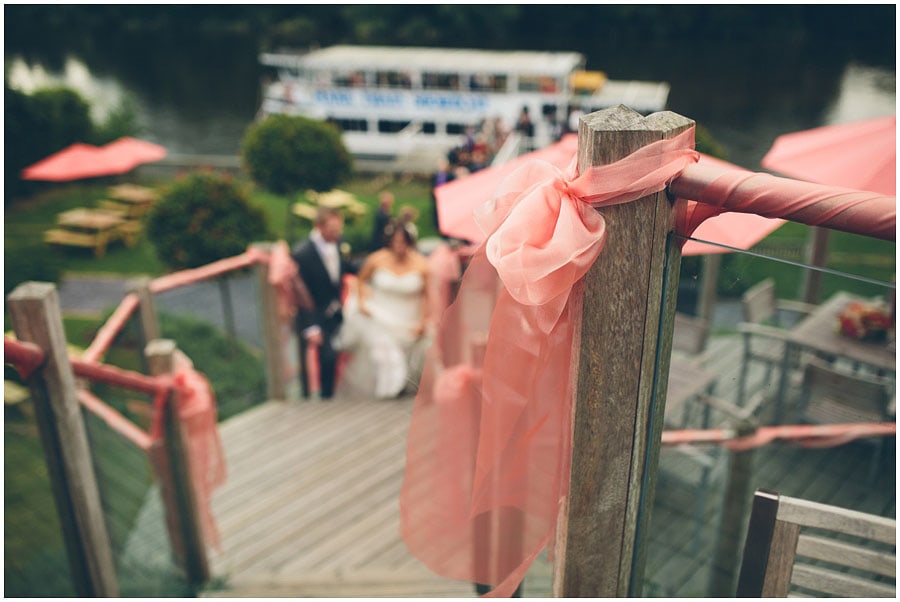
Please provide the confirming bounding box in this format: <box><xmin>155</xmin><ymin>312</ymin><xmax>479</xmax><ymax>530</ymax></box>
<box><xmin>292</xmin><ymin>207</ymin><xmax>357</xmax><ymax>400</ymax></box>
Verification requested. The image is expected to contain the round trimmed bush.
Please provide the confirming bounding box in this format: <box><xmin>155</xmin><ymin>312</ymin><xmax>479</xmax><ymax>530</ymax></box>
<box><xmin>241</xmin><ymin>114</ymin><xmax>352</xmax><ymax>195</ymax></box>
<box><xmin>146</xmin><ymin>172</ymin><xmax>271</xmax><ymax>271</ymax></box>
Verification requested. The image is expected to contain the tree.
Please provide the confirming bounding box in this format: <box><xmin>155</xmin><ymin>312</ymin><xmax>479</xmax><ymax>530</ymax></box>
<box><xmin>146</xmin><ymin>171</ymin><xmax>271</xmax><ymax>271</ymax></box>
<box><xmin>241</xmin><ymin>114</ymin><xmax>352</xmax><ymax>195</ymax></box>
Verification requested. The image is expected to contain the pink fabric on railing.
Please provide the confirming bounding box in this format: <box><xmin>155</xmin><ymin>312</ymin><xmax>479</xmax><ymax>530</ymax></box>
<box><xmin>400</xmin><ymin>129</ymin><xmax>699</xmax><ymax>596</ymax></box>
<box><xmin>268</xmin><ymin>240</ymin><xmax>314</xmax><ymax>321</ymax></box>
<box><xmin>172</xmin><ymin>351</ymin><xmax>227</xmax><ymax>550</ymax></box>
<box><xmin>673</xmin><ymin>163</ymin><xmax>896</xmax><ymax>242</ymax></box>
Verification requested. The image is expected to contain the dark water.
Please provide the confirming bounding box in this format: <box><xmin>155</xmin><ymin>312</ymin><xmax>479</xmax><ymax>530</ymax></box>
<box><xmin>4</xmin><ymin>23</ymin><xmax>895</xmax><ymax>171</ymax></box>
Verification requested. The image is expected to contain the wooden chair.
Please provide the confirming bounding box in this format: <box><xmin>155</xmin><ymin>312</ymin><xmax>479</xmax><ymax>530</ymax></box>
<box><xmin>737</xmin><ymin>489</ymin><xmax>895</xmax><ymax>597</ymax></box>
<box><xmin>800</xmin><ymin>357</ymin><xmax>895</xmax><ymax>481</ymax></box>
<box><xmin>736</xmin><ymin>278</ymin><xmax>816</xmax><ymax>409</ymax></box>
<box><xmin>673</xmin><ymin>311</ymin><xmax>709</xmax><ymax>358</ymax></box>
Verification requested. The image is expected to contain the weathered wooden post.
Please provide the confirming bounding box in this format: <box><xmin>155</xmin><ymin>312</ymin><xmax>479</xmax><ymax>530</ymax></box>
<box><xmin>708</xmin><ymin>419</ymin><xmax>758</xmax><ymax>596</ymax></box>
<box><xmin>128</xmin><ymin>276</ymin><xmax>161</xmax><ymax>365</ymax></box>
<box><xmin>552</xmin><ymin>107</ymin><xmax>694</xmax><ymax>596</ymax></box>
<box><xmin>251</xmin><ymin>242</ymin><xmax>287</xmax><ymax>400</ymax></box>
<box><xmin>7</xmin><ymin>282</ymin><xmax>119</xmax><ymax>597</ymax></box>
<box><xmin>801</xmin><ymin>227</ymin><xmax>829</xmax><ymax>304</ymax></box>
<box><xmin>145</xmin><ymin>339</ymin><xmax>210</xmax><ymax>586</ymax></box>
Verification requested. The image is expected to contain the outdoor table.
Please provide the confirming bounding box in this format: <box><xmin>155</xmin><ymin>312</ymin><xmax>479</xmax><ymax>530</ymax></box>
<box><xmin>46</xmin><ymin>208</ymin><xmax>126</xmax><ymax>257</ymax></box>
<box><xmin>774</xmin><ymin>291</ymin><xmax>896</xmax><ymax>421</ymax></box>
<box><xmin>106</xmin><ymin>184</ymin><xmax>158</xmax><ymax>219</ymax></box>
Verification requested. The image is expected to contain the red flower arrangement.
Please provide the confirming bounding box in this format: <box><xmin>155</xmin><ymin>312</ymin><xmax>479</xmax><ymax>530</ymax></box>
<box><xmin>837</xmin><ymin>300</ymin><xmax>892</xmax><ymax>342</ymax></box>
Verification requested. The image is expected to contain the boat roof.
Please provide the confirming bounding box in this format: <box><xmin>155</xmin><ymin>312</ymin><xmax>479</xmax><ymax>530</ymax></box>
<box><xmin>261</xmin><ymin>45</ymin><xmax>585</xmax><ymax>76</ymax></box>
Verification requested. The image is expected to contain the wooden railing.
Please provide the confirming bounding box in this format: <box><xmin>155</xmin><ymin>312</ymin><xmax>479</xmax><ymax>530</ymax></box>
<box><xmin>4</xmin><ymin>243</ymin><xmax>291</xmax><ymax>596</ymax></box>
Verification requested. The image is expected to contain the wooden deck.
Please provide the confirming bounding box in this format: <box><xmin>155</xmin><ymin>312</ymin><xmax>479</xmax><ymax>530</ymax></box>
<box><xmin>200</xmin><ymin>333</ymin><xmax>895</xmax><ymax>597</ymax></box>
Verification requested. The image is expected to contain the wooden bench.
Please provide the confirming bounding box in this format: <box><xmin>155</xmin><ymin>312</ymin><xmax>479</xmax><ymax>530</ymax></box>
<box><xmin>737</xmin><ymin>489</ymin><xmax>896</xmax><ymax>597</ymax></box>
<box><xmin>44</xmin><ymin>228</ymin><xmax>112</xmax><ymax>257</ymax></box>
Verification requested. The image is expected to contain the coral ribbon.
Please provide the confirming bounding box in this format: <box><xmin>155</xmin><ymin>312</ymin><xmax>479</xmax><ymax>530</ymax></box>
<box><xmin>400</xmin><ymin>128</ymin><xmax>698</xmax><ymax>596</ymax></box>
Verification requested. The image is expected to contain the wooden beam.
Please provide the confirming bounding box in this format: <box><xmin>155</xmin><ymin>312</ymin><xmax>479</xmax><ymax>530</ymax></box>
<box><xmin>7</xmin><ymin>282</ymin><xmax>119</xmax><ymax>597</ymax></box>
<box><xmin>146</xmin><ymin>339</ymin><xmax>211</xmax><ymax>585</ymax></box>
<box><xmin>251</xmin><ymin>242</ymin><xmax>287</xmax><ymax>400</ymax></box>
<box><xmin>552</xmin><ymin>107</ymin><xmax>694</xmax><ymax>596</ymax></box>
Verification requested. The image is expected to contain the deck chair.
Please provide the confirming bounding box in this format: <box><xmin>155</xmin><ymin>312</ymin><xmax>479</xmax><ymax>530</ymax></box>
<box><xmin>673</xmin><ymin>311</ymin><xmax>710</xmax><ymax>359</ymax></box>
<box><xmin>800</xmin><ymin>356</ymin><xmax>895</xmax><ymax>482</ymax></box>
<box><xmin>737</xmin><ymin>489</ymin><xmax>896</xmax><ymax>597</ymax></box>
<box><xmin>736</xmin><ymin>278</ymin><xmax>816</xmax><ymax>409</ymax></box>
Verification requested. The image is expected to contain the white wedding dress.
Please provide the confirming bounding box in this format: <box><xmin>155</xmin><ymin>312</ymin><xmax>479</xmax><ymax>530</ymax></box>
<box><xmin>334</xmin><ymin>268</ymin><xmax>430</xmax><ymax>399</ymax></box>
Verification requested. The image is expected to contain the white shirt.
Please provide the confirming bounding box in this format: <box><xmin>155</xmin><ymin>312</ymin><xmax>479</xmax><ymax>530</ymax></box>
<box><xmin>310</xmin><ymin>228</ymin><xmax>340</xmax><ymax>284</ymax></box>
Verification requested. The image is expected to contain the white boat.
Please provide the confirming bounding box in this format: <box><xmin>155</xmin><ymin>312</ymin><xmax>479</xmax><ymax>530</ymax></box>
<box><xmin>258</xmin><ymin>45</ymin><xmax>670</xmax><ymax>171</ymax></box>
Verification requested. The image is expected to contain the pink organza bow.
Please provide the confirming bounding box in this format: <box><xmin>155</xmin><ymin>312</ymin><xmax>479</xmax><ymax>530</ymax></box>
<box><xmin>400</xmin><ymin>128</ymin><xmax>699</xmax><ymax>596</ymax></box>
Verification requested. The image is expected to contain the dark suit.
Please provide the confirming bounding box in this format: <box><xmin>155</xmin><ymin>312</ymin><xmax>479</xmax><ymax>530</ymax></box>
<box><xmin>291</xmin><ymin>238</ymin><xmax>356</xmax><ymax>399</ymax></box>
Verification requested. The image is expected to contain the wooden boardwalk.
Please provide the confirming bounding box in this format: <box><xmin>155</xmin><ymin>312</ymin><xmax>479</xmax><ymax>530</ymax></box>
<box><xmin>200</xmin><ymin>334</ymin><xmax>895</xmax><ymax>597</ymax></box>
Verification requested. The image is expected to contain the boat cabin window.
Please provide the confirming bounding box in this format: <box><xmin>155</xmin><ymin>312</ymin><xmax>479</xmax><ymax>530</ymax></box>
<box><xmin>518</xmin><ymin>75</ymin><xmax>561</xmax><ymax>93</ymax></box>
<box><xmin>422</xmin><ymin>122</ymin><xmax>436</xmax><ymax>135</ymax></box>
<box><xmin>328</xmin><ymin>117</ymin><xmax>369</xmax><ymax>132</ymax></box>
<box><xmin>377</xmin><ymin>119</ymin><xmax>412</xmax><ymax>133</ymax></box>
<box><xmin>375</xmin><ymin>71</ymin><xmax>412</xmax><ymax>89</ymax></box>
<box><xmin>446</xmin><ymin>123</ymin><xmax>467</xmax><ymax>135</ymax></box>
<box><xmin>422</xmin><ymin>72</ymin><xmax>461</xmax><ymax>91</ymax></box>
<box><xmin>469</xmin><ymin>74</ymin><xmax>508</xmax><ymax>93</ymax></box>
<box><xmin>332</xmin><ymin>70</ymin><xmax>366</xmax><ymax>88</ymax></box>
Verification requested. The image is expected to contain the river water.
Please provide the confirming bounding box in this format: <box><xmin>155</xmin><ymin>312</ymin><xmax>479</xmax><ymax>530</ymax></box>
<box><xmin>5</xmin><ymin>25</ymin><xmax>895</xmax><ymax>172</ymax></box>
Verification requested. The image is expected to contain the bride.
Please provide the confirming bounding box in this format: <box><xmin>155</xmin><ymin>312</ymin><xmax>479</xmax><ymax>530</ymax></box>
<box><xmin>335</xmin><ymin>218</ymin><xmax>431</xmax><ymax>399</ymax></box>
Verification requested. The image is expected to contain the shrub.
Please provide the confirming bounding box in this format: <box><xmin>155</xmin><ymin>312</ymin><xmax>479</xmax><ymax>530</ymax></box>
<box><xmin>146</xmin><ymin>171</ymin><xmax>271</xmax><ymax>271</ymax></box>
<box><xmin>241</xmin><ymin>114</ymin><xmax>352</xmax><ymax>195</ymax></box>
<box><xmin>28</xmin><ymin>87</ymin><xmax>94</xmax><ymax>157</ymax></box>
<box><xmin>4</xmin><ymin>243</ymin><xmax>64</xmax><ymax>296</ymax></box>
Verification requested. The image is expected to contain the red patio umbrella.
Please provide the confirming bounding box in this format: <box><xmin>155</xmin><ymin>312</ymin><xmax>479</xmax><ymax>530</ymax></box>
<box><xmin>435</xmin><ymin>138</ymin><xmax>785</xmax><ymax>256</ymax></box>
<box><xmin>761</xmin><ymin>115</ymin><xmax>895</xmax><ymax>195</ymax></box>
<box><xmin>21</xmin><ymin>137</ymin><xmax>167</xmax><ymax>182</ymax></box>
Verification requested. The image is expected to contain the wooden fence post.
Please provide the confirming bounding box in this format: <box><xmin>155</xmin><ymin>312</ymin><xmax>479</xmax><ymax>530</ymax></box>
<box><xmin>251</xmin><ymin>242</ymin><xmax>287</xmax><ymax>400</ymax></box>
<box><xmin>145</xmin><ymin>339</ymin><xmax>210</xmax><ymax>586</ymax></box>
<box><xmin>129</xmin><ymin>275</ymin><xmax>161</xmax><ymax>348</ymax></box>
<box><xmin>552</xmin><ymin>107</ymin><xmax>694</xmax><ymax>597</ymax></box>
<box><xmin>801</xmin><ymin>227</ymin><xmax>829</xmax><ymax>304</ymax></box>
<box><xmin>7</xmin><ymin>282</ymin><xmax>119</xmax><ymax>597</ymax></box>
<box><xmin>708</xmin><ymin>419</ymin><xmax>758</xmax><ymax>596</ymax></box>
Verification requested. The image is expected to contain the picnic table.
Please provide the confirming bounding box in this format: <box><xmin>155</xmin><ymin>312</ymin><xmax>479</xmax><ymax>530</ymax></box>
<box><xmin>43</xmin><ymin>208</ymin><xmax>127</xmax><ymax>257</ymax></box>
<box><xmin>101</xmin><ymin>184</ymin><xmax>159</xmax><ymax>219</ymax></box>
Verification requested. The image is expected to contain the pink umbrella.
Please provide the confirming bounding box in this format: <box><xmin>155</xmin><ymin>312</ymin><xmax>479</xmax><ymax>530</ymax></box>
<box><xmin>761</xmin><ymin>115</ymin><xmax>895</xmax><ymax>195</ymax></box>
<box><xmin>21</xmin><ymin>137</ymin><xmax>167</xmax><ymax>182</ymax></box>
<box><xmin>435</xmin><ymin>138</ymin><xmax>784</xmax><ymax>256</ymax></box>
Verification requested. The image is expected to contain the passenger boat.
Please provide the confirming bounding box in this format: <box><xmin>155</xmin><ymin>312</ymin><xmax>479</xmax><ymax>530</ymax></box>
<box><xmin>258</xmin><ymin>45</ymin><xmax>670</xmax><ymax>170</ymax></box>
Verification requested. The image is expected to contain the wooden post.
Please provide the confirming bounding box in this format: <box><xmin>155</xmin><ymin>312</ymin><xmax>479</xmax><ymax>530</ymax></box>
<box><xmin>708</xmin><ymin>419</ymin><xmax>758</xmax><ymax>596</ymax></box>
<box><xmin>801</xmin><ymin>227</ymin><xmax>829</xmax><ymax>304</ymax></box>
<box><xmin>251</xmin><ymin>242</ymin><xmax>287</xmax><ymax>400</ymax></box>
<box><xmin>7</xmin><ymin>282</ymin><xmax>119</xmax><ymax>597</ymax></box>
<box><xmin>552</xmin><ymin>107</ymin><xmax>694</xmax><ymax>597</ymax></box>
<box><xmin>217</xmin><ymin>277</ymin><xmax>237</xmax><ymax>339</ymax></box>
<box><xmin>128</xmin><ymin>276</ymin><xmax>161</xmax><ymax>347</ymax></box>
<box><xmin>698</xmin><ymin>253</ymin><xmax>721</xmax><ymax>325</ymax></box>
<box><xmin>145</xmin><ymin>339</ymin><xmax>210</xmax><ymax>585</ymax></box>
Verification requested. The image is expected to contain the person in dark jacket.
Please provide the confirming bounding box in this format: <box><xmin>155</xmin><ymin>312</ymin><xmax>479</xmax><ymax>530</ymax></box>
<box><xmin>292</xmin><ymin>207</ymin><xmax>357</xmax><ymax>400</ymax></box>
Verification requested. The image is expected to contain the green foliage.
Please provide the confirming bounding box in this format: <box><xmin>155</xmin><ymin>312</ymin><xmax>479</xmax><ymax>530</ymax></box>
<box><xmin>694</xmin><ymin>124</ymin><xmax>729</xmax><ymax>161</ymax></box>
<box><xmin>4</xmin><ymin>243</ymin><xmax>64</xmax><ymax>296</ymax></box>
<box><xmin>28</xmin><ymin>86</ymin><xmax>94</xmax><ymax>154</ymax></box>
<box><xmin>241</xmin><ymin>114</ymin><xmax>352</xmax><ymax>195</ymax></box>
<box><xmin>146</xmin><ymin>172</ymin><xmax>271</xmax><ymax>271</ymax></box>
<box><xmin>3</xmin><ymin>85</ymin><xmax>92</xmax><ymax>202</ymax></box>
<box><xmin>90</xmin><ymin>94</ymin><xmax>143</xmax><ymax>145</ymax></box>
